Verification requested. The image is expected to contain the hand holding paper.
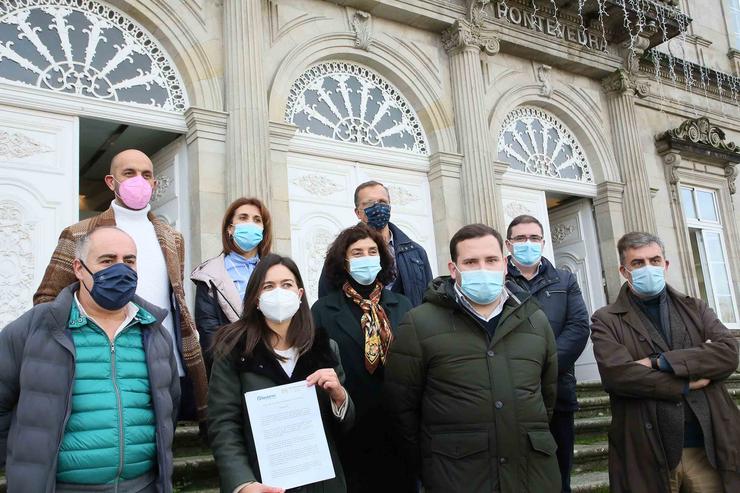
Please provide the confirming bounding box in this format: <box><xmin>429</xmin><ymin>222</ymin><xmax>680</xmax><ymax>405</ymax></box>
<box><xmin>306</xmin><ymin>368</ymin><xmax>346</xmax><ymax>407</ymax></box>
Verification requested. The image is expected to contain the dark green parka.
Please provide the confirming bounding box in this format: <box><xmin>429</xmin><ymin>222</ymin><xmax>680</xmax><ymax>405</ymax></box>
<box><xmin>207</xmin><ymin>328</ymin><xmax>355</xmax><ymax>493</ymax></box>
<box><xmin>385</xmin><ymin>277</ymin><xmax>560</xmax><ymax>493</ymax></box>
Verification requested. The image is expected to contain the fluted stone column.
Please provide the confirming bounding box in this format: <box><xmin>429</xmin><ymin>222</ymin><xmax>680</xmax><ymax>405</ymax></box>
<box><xmin>223</xmin><ymin>0</ymin><xmax>271</xmax><ymax>203</ymax></box>
<box><xmin>602</xmin><ymin>69</ymin><xmax>656</xmax><ymax>233</ymax></box>
<box><xmin>443</xmin><ymin>20</ymin><xmax>501</xmax><ymax>227</ymax></box>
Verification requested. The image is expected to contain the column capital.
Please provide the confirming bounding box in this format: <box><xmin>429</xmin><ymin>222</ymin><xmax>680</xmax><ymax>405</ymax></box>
<box><xmin>601</xmin><ymin>69</ymin><xmax>651</xmax><ymax>98</ymax></box>
<box><xmin>593</xmin><ymin>180</ymin><xmax>625</xmax><ymax>208</ymax></box>
<box><xmin>442</xmin><ymin>19</ymin><xmax>499</xmax><ymax>56</ymax></box>
<box><xmin>429</xmin><ymin>151</ymin><xmax>463</xmax><ymax>181</ymax></box>
<box><xmin>269</xmin><ymin>121</ymin><xmax>298</xmax><ymax>152</ymax></box>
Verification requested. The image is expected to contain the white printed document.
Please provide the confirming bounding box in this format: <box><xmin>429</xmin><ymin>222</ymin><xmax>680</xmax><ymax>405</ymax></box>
<box><xmin>244</xmin><ymin>381</ymin><xmax>336</xmax><ymax>489</ymax></box>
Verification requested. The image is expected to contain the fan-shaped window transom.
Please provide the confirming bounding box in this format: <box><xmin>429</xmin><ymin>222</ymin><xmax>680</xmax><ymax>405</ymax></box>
<box><xmin>0</xmin><ymin>0</ymin><xmax>187</xmax><ymax>112</ymax></box>
<box><xmin>497</xmin><ymin>107</ymin><xmax>593</xmax><ymax>183</ymax></box>
<box><xmin>285</xmin><ymin>62</ymin><xmax>428</xmax><ymax>155</ymax></box>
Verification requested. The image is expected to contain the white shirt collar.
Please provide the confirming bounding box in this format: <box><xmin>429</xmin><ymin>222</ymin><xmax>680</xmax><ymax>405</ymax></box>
<box><xmin>74</xmin><ymin>292</ymin><xmax>139</xmax><ymax>338</ymax></box>
<box><xmin>453</xmin><ymin>282</ymin><xmax>509</xmax><ymax>322</ymax></box>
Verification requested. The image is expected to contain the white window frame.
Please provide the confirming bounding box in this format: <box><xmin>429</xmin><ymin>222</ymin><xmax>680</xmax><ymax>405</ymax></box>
<box><xmin>723</xmin><ymin>0</ymin><xmax>740</xmax><ymax>49</ymax></box>
<box><xmin>680</xmin><ymin>185</ymin><xmax>739</xmax><ymax>326</ymax></box>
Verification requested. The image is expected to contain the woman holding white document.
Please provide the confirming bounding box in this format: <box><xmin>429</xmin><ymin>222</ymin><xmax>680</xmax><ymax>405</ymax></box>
<box><xmin>208</xmin><ymin>253</ymin><xmax>355</xmax><ymax>493</ymax></box>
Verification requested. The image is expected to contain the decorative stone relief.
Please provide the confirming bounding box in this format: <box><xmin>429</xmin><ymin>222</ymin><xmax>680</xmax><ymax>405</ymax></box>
<box><xmin>292</xmin><ymin>174</ymin><xmax>344</xmax><ymax>196</ymax></box>
<box><xmin>387</xmin><ymin>185</ymin><xmax>419</xmax><ymax>206</ymax></box>
<box><xmin>0</xmin><ymin>129</ymin><xmax>53</xmax><ymax>159</ymax></box>
<box><xmin>551</xmin><ymin>223</ymin><xmax>576</xmax><ymax>245</ymax></box>
<box><xmin>601</xmin><ymin>69</ymin><xmax>651</xmax><ymax>98</ymax></box>
<box><xmin>0</xmin><ymin>1</ymin><xmax>188</xmax><ymax>112</ymax></box>
<box><xmin>537</xmin><ymin>64</ymin><xmax>553</xmax><ymax>97</ymax></box>
<box><xmin>497</xmin><ymin>106</ymin><xmax>594</xmax><ymax>183</ymax></box>
<box><xmin>351</xmin><ymin>11</ymin><xmax>372</xmax><ymax>51</ymax></box>
<box><xmin>306</xmin><ymin>229</ymin><xmax>335</xmax><ymax>297</ymax></box>
<box><xmin>151</xmin><ymin>175</ymin><xmax>174</xmax><ymax>204</ymax></box>
<box><xmin>0</xmin><ymin>200</ymin><xmax>34</xmax><ymax>328</ymax></box>
<box><xmin>504</xmin><ymin>201</ymin><xmax>533</xmax><ymax>219</ymax></box>
<box><xmin>441</xmin><ymin>19</ymin><xmax>500</xmax><ymax>56</ymax></box>
<box><xmin>285</xmin><ymin>62</ymin><xmax>429</xmax><ymax>155</ymax></box>
<box><xmin>655</xmin><ymin>117</ymin><xmax>740</xmax><ymax>195</ymax></box>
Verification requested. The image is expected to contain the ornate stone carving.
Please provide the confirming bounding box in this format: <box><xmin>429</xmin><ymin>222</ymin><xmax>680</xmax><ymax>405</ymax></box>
<box><xmin>306</xmin><ymin>229</ymin><xmax>335</xmax><ymax>297</ymax></box>
<box><xmin>387</xmin><ymin>185</ymin><xmax>419</xmax><ymax>206</ymax></box>
<box><xmin>0</xmin><ymin>130</ymin><xmax>53</xmax><ymax>159</ymax></box>
<box><xmin>0</xmin><ymin>200</ymin><xmax>34</xmax><ymax>328</ymax></box>
<box><xmin>351</xmin><ymin>11</ymin><xmax>372</xmax><ymax>51</ymax></box>
<box><xmin>601</xmin><ymin>69</ymin><xmax>651</xmax><ymax>98</ymax></box>
<box><xmin>726</xmin><ymin>165</ymin><xmax>738</xmax><ymax>195</ymax></box>
<box><xmin>662</xmin><ymin>152</ymin><xmax>681</xmax><ymax>185</ymax></box>
<box><xmin>659</xmin><ymin>117</ymin><xmax>739</xmax><ymax>154</ymax></box>
<box><xmin>292</xmin><ymin>174</ymin><xmax>343</xmax><ymax>196</ymax></box>
<box><xmin>151</xmin><ymin>175</ymin><xmax>173</xmax><ymax>204</ymax></box>
<box><xmin>551</xmin><ymin>223</ymin><xmax>576</xmax><ymax>245</ymax></box>
<box><xmin>504</xmin><ymin>201</ymin><xmax>533</xmax><ymax>219</ymax></box>
<box><xmin>0</xmin><ymin>1</ymin><xmax>188</xmax><ymax>112</ymax></box>
<box><xmin>538</xmin><ymin>64</ymin><xmax>553</xmax><ymax>97</ymax></box>
<box><xmin>442</xmin><ymin>19</ymin><xmax>499</xmax><ymax>56</ymax></box>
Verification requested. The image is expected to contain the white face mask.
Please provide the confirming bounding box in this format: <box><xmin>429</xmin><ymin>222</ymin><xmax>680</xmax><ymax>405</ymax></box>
<box><xmin>258</xmin><ymin>288</ymin><xmax>301</xmax><ymax>323</ymax></box>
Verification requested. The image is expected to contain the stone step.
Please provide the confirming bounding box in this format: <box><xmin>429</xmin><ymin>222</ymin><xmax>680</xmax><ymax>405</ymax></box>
<box><xmin>571</xmin><ymin>471</ymin><xmax>610</xmax><ymax>493</ymax></box>
<box><xmin>573</xmin><ymin>441</ymin><xmax>609</xmax><ymax>473</ymax></box>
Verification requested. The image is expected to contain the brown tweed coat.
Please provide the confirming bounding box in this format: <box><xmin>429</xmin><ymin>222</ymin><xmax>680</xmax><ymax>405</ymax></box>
<box><xmin>33</xmin><ymin>207</ymin><xmax>208</xmax><ymax>423</ymax></box>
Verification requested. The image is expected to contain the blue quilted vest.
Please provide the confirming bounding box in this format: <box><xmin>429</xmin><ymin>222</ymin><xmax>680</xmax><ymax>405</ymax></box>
<box><xmin>56</xmin><ymin>302</ymin><xmax>158</xmax><ymax>485</ymax></box>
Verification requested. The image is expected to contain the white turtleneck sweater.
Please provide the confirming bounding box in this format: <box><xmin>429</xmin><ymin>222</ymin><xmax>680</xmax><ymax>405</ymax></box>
<box><xmin>111</xmin><ymin>201</ymin><xmax>185</xmax><ymax>376</ymax></box>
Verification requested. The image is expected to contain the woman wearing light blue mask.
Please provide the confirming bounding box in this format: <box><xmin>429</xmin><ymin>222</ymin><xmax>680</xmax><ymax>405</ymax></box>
<box><xmin>191</xmin><ymin>197</ymin><xmax>272</xmax><ymax>372</ymax></box>
<box><xmin>311</xmin><ymin>223</ymin><xmax>414</xmax><ymax>493</ymax></box>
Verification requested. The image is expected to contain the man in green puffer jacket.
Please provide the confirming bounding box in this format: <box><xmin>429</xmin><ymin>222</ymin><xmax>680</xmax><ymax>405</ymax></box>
<box><xmin>0</xmin><ymin>226</ymin><xmax>180</xmax><ymax>492</ymax></box>
<box><xmin>385</xmin><ymin>223</ymin><xmax>560</xmax><ymax>493</ymax></box>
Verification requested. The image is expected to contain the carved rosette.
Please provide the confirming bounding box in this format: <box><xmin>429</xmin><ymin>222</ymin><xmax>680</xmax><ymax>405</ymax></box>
<box><xmin>442</xmin><ymin>19</ymin><xmax>500</xmax><ymax>56</ymax></box>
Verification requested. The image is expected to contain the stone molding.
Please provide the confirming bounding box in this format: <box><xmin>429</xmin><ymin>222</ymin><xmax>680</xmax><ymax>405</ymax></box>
<box><xmin>184</xmin><ymin>107</ymin><xmax>228</xmax><ymax>144</ymax></box>
<box><xmin>351</xmin><ymin>11</ymin><xmax>372</xmax><ymax>51</ymax></box>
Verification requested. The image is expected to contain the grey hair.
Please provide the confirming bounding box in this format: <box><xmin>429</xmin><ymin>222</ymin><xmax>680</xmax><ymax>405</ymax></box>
<box><xmin>617</xmin><ymin>232</ymin><xmax>666</xmax><ymax>266</ymax></box>
<box><xmin>74</xmin><ymin>226</ymin><xmax>131</xmax><ymax>262</ymax></box>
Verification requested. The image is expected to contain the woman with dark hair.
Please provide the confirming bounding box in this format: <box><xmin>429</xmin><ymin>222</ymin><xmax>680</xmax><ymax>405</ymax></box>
<box><xmin>208</xmin><ymin>253</ymin><xmax>354</xmax><ymax>493</ymax></box>
<box><xmin>191</xmin><ymin>197</ymin><xmax>272</xmax><ymax>370</ymax></box>
<box><xmin>311</xmin><ymin>223</ymin><xmax>413</xmax><ymax>493</ymax></box>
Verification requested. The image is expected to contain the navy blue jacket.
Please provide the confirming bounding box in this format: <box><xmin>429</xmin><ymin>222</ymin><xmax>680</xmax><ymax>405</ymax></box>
<box><xmin>507</xmin><ymin>256</ymin><xmax>590</xmax><ymax>411</ymax></box>
<box><xmin>318</xmin><ymin>222</ymin><xmax>433</xmax><ymax>307</ymax></box>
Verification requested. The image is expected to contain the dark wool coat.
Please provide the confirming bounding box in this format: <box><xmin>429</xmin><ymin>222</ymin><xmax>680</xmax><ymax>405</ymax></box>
<box><xmin>207</xmin><ymin>328</ymin><xmax>355</xmax><ymax>493</ymax></box>
<box><xmin>591</xmin><ymin>284</ymin><xmax>740</xmax><ymax>493</ymax></box>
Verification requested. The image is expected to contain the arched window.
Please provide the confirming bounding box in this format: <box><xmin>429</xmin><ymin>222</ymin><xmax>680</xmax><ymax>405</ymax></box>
<box><xmin>497</xmin><ymin>106</ymin><xmax>593</xmax><ymax>183</ymax></box>
<box><xmin>0</xmin><ymin>1</ymin><xmax>187</xmax><ymax>112</ymax></box>
<box><xmin>285</xmin><ymin>61</ymin><xmax>429</xmax><ymax>155</ymax></box>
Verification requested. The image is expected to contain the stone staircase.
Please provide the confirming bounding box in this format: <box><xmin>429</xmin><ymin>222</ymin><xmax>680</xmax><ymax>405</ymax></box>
<box><xmin>2</xmin><ymin>373</ymin><xmax>739</xmax><ymax>492</ymax></box>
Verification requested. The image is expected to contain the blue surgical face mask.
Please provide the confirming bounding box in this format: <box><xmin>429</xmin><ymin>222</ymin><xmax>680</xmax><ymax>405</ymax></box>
<box><xmin>81</xmin><ymin>261</ymin><xmax>138</xmax><ymax>311</ymax></box>
<box><xmin>455</xmin><ymin>265</ymin><xmax>505</xmax><ymax>305</ymax></box>
<box><xmin>233</xmin><ymin>223</ymin><xmax>263</xmax><ymax>253</ymax></box>
<box><xmin>364</xmin><ymin>203</ymin><xmax>391</xmax><ymax>230</ymax></box>
<box><xmin>512</xmin><ymin>241</ymin><xmax>543</xmax><ymax>266</ymax></box>
<box><xmin>628</xmin><ymin>265</ymin><xmax>666</xmax><ymax>297</ymax></box>
<box><xmin>348</xmin><ymin>255</ymin><xmax>382</xmax><ymax>285</ymax></box>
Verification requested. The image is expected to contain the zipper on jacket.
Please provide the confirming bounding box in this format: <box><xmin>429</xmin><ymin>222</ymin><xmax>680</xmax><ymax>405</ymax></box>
<box><xmin>111</xmin><ymin>339</ymin><xmax>124</xmax><ymax>492</ymax></box>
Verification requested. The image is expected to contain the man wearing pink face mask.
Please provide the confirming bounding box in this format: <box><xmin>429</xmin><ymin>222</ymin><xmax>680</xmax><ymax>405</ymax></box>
<box><xmin>34</xmin><ymin>149</ymin><xmax>209</xmax><ymax>426</ymax></box>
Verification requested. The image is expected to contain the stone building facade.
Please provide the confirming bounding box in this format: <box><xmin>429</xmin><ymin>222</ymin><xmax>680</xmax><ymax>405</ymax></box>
<box><xmin>0</xmin><ymin>0</ymin><xmax>738</xmax><ymax>380</ymax></box>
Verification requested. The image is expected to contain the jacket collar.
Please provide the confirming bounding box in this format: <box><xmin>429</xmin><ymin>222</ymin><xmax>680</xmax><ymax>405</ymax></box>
<box><xmin>607</xmin><ymin>283</ymin><xmax>691</xmax><ymax>349</ymax></box>
<box><xmin>387</xmin><ymin>222</ymin><xmax>415</xmax><ymax>249</ymax></box>
<box><xmin>235</xmin><ymin>328</ymin><xmax>337</xmax><ymax>384</ymax></box>
<box><xmin>190</xmin><ymin>253</ymin><xmax>243</xmax><ymax>322</ymax></box>
<box><xmin>507</xmin><ymin>256</ymin><xmax>560</xmax><ymax>289</ymax></box>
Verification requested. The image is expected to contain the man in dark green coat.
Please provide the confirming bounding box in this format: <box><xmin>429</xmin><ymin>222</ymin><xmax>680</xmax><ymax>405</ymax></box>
<box><xmin>385</xmin><ymin>223</ymin><xmax>560</xmax><ymax>493</ymax></box>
